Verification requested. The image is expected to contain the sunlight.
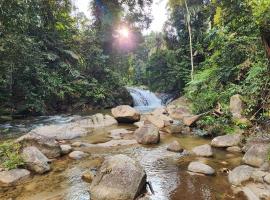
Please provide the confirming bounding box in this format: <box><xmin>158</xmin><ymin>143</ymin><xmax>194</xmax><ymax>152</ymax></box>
<box><xmin>117</xmin><ymin>27</ymin><xmax>130</xmax><ymax>38</ymax></box>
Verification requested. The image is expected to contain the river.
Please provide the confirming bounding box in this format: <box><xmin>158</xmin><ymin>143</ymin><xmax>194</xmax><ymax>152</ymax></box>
<box><xmin>0</xmin><ymin>88</ymin><xmax>246</xmax><ymax>200</ymax></box>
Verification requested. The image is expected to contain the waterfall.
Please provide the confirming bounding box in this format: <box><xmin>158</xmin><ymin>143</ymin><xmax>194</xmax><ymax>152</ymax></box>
<box><xmin>127</xmin><ymin>87</ymin><xmax>162</xmax><ymax>112</ymax></box>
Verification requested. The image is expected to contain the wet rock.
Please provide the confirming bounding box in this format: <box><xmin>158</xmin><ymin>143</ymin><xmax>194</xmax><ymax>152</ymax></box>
<box><xmin>60</xmin><ymin>144</ymin><xmax>72</xmax><ymax>155</ymax></box>
<box><xmin>109</xmin><ymin>129</ymin><xmax>133</xmax><ymax>140</ymax></box>
<box><xmin>242</xmin><ymin>144</ymin><xmax>270</xmax><ymax>167</ymax></box>
<box><xmin>167</xmin><ymin>141</ymin><xmax>183</xmax><ymax>152</ymax></box>
<box><xmin>22</xmin><ymin>146</ymin><xmax>51</xmax><ymax>174</ymax></box>
<box><xmin>187</xmin><ymin>161</ymin><xmax>215</xmax><ymax>175</ymax></box>
<box><xmin>192</xmin><ymin>144</ymin><xmax>213</xmax><ymax>157</ymax></box>
<box><xmin>16</xmin><ymin>133</ymin><xmax>61</xmax><ymax>159</ymax></box>
<box><xmin>226</xmin><ymin>146</ymin><xmax>242</xmax><ymax>153</ymax></box>
<box><xmin>82</xmin><ymin>170</ymin><xmax>95</xmax><ymax>183</ymax></box>
<box><xmin>211</xmin><ymin>134</ymin><xmax>241</xmax><ymax>147</ymax></box>
<box><xmin>0</xmin><ymin>169</ymin><xmax>30</xmax><ymax>187</ymax></box>
<box><xmin>69</xmin><ymin>151</ymin><xmax>88</xmax><ymax>160</ymax></box>
<box><xmin>135</xmin><ymin>123</ymin><xmax>160</xmax><ymax>145</ymax></box>
<box><xmin>111</xmin><ymin>105</ymin><xmax>140</xmax><ymax>123</ymax></box>
<box><xmin>228</xmin><ymin>165</ymin><xmax>255</xmax><ymax>186</ymax></box>
<box><xmin>90</xmin><ymin>154</ymin><xmax>146</xmax><ymax>200</ymax></box>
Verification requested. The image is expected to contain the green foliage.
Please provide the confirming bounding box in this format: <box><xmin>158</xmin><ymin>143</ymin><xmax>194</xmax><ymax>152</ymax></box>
<box><xmin>0</xmin><ymin>141</ymin><xmax>24</xmax><ymax>170</ymax></box>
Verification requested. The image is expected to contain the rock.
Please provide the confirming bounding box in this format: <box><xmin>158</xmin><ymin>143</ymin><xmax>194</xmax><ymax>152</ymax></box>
<box><xmin>211</xmin><ymin>134</ymin><xmax>241</xmax><ymax>147</ymax></box>
<box><xmin>243</xmin><ymin>144</ymin><xmax>270</xmax><ymax>167</ymax></box>
<box><xmin>134</xmin><ymin>121</ymin><xmax>144</xmax><ymax>128</ymax></box>
<box><xmin>16</xmin><ymin>133</ymin><xmax>61</xmax><ymax>158</ymax></box>
<box><xmin>167</xmin><ymin>97</ymin><xmax>192</xmax><ymax>120</ymax></box>
<box><xmin>226</xmin><ymin>146</ymin><xmax>242</xmax><ymax>153</ymax></box>
<box><xmin>242</xmin><ymin>136</ymin><xmax>270</xmax><ymax>152</ymax></box>
<box><xmin>0</xmin><ymin>169</ymin><xmax>30</xmax><ymax>187</ymax></box>
<box><xmin>228</xmin><ymin>165</ymin><xmax>255</xmax><ymax>186</ymax></box>
<box><xmin>109</xmin><ymin>129</ymin><xmax>133</xmax><ymax>140</ymax></box>
<box><xmin>152</xmin><ymin>107</ymin><xmax>168</xmax><ymax>116</ymax></box>
<box><xmin>241</xmin><ymin>183</ymin><xmax>270</xmax><ymax>200</ymax></box>
<box><xmin>162</xmin><ymin>120</ymin><xmax>183</xmax><ymax>134</ymax></box>
<box><xmin>83</xmin><ymin>139</ymin><xmax>138</xmax><ymax>148</ymax></box>
<box><xmin>134</xmin><ymin>123</ymin><xmax>160</xmax><ymax>145</ymax></box>
<box><xmin>60</xmin><ymin>144</ymin><xmax>72</xmax><ymax>155</ymax></box>
<box><xmin>251</xmin><ymin>170</ymin><xmax>269</xmax><ymax>183</ymax></box>
<box><xmin>82</xmin><ymin>170</ymin><xmax>95</xmax><ymax>183</ymax></box>
<box><xmin>230</xmin><ymin>94</ymin><xmax>244</xmax><ymax>119</ymax></box>
<box><xmin>90</xmin><ymin>154</ymin><xmax>146</xmax><ymax>200</ymax></box>
<box><xmin>71</xmin><ymin>141</ymin><xmax>82</xmax><ymax>147</ymax></box>
<box><xmin>22</xmin><ymin>146</ymin><xmax>50</xmax><ymax>174</ymax></box>
<box><xmin>145</xmin><ymin>113</ymin><xmax>172</xmax><ymax>129</ymax></box>
<box><xmin>111</xmin><ymin>105</ymin><xmax>140</xmax><ymax>123</ymax></box>
<box><xmin>167</xmin><ymin>141</ymin><xmax>183</xmax><ymax>152</ymax></box>
<box><xmin>29</xmin><ymin>114</ymin><xmax>118</xmax><ymax>140</ymax></box>
<box><xmin>183</xmin><ymin>115</ymin><xmax>201</xmax><ymax>126</ymax></box>
<box><xmin>264</xmin><ymin>173</ymin><xmax>270</xmax><ymax>184</ymax></box>
<box><xmin>192</xmin><ymin>144</ymin><xmax>213</xmax><ymax>157</ymax></box>
<box><xmin>187</xmin><ymin>161</ymin><xmax>215</xmax><ymax>175</ymax></box>
<box><xmin>69</xmin><ymin>151</ymin><xmax>88</xmax><ymax>160</ymax></box>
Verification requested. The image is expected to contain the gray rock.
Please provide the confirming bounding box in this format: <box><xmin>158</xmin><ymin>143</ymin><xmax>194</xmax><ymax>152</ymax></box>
<box><xmin>90</xmin><ymin>154</ymin><xmax>146</xmax><ymax>200</ymax></box>
<box><xmin>228</xmin><ymin>165</ymin><xmax>255</xmax><ymax>186</ymax></box>
<box><xmin>211</xmin><ymin>134</ymin><xmax>241</xmax><ymax>147</ymax></box>
<box><xmin>135</xmin><ymin>123</ymin><xmax>160</xmax><ymax>145</ymax></box>
<box><xmin>111</xmin><ymin>105</ymin><xmax>140</xmax><ymax>123</ymax></box>
<box><xmin>0</xmin><ymin>169</ymin><xmax>30</xmax><ymax>187</ymax></box>
<box><xmin>22</xmin><ymin>146</ymin><xmax>50</xmax><ymax>174</ymax></box>
<box><xmin>60</xmin><ymin>144</ymin><xmax>72</xmax><ymax>155</ymax></box>
<box><xmin>192</xmin><ymin>144</ymin><xmax>213</xmax><ymax>157</ymax></box>
<box><xmin>241</xmin><ymin>183</ymin><xmax>270</xmax><ymax>200</ymax></box>
<box><xmin>69</xmin><ymin>151</ymin><xmax>88</xmax><ymax>160</ymax></box>
<box><xmin>251</xmin><ymin>170</ymin><xmax>269</xmax><ymax>183</ymax></box>
<box><xmin>230</xmin><ymin>94</ymin><xmax>244</xmax><ymax>119</ymax></box>
<box><xmin>264</xmin><ymin>173</ymin><xmax>270</xmax><ymax>184</ymax></box>
<box><xmin>187</xmin><ymin>161</ymin><xmax>215</xmax><ymax>175</ymax></box>
<box><xmin>226</xmin><ymin>146</ymin><xmax>242</xmax><ymax>153</ymax></box>
<box><xmin>167</xmin><ymin>141</ymin><xmax>183</xmax><ymax>152</ymax></box>
<box><xmin>243</xmin><ymin>144</ymin><xmax>270</xmax><ymax>167</ymax></box>
<box><xmin>16</xmin><ymin>133</ymin><xmax>61</xmax><ymax>158</ymax></box>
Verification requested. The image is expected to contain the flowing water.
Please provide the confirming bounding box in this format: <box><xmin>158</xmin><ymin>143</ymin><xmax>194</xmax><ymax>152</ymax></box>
<box><xmin>0</xmin><ymin>88</ymin><xmax>246</xmax><ymax>200</ymax></box>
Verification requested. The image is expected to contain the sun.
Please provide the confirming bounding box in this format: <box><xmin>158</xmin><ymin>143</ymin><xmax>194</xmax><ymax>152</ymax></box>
<box><xmin>117</xmin><ymin>27</ymin><xmax>130</xmax><ymax>38</ymax></box>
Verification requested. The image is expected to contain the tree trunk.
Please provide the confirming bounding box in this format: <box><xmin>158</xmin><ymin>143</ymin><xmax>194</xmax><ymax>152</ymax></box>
<box><xmin>184</xmin><ymin>0</ymin><xmax>194</xmax><ymax>81</ymax></box>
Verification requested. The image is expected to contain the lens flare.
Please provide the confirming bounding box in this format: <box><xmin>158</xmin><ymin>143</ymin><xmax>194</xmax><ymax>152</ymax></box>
<box><xmin>117</xmin><ymin>27</ymin><xmax>129</xmax><ymax>38</ymax></box>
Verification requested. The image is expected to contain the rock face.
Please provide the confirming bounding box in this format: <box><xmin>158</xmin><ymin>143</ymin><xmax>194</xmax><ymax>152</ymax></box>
<box><xmin>211</xmin><ymin>134</ymin><xmax>241</xmax><ymax>147</ymax></box>
<box><xmin>167</xmin><ymin>141</ymin><xmax>183</xmax><ymax>152</ymax></box>
<box><xmin>187</xmin><ymin>161</ymin><xmax>215</xmax><ymax>175</ymax></box>
<box><xmin>192</xmin><ymin>144</ymin><xmax>213</xmax><ymax>157</ymax></box>
<box><xmin>16</xmin><ymin>133</ymin><xmax>61</xmax><ymax>158</ymax></box>
<box><xmin>134</xmin><ymin>123</ymin><xmax>160</xmax><ymax>145</ymax></box>
<box><xmin>242</xmin><ymin>144</ymin><xmax>270</xmax><ymax>167</ymax></box>
<box><xmin>29</xmin><ymin>113</ymin><xmax>117</xmax><ymax>140</ymax></box>
<box><xmin>230</xmin><ymin>94</ymin><xmax>244</xmax><ymax>119</ymax></box>
<box><xmin>69</xmin><ymin>151</ymin><xmax>88</xmax><ymax>160</ymax></box>
<box><xmin>90</xmin><ymin>154</ymin><xmax>146</xmax><ymax>200</ymax></box>
<box><xmin>0</xmin><ymin>169</ymin><xmax>30</xmax><ymax>187</ymax></box>
<box><xmin>228</xmin><ymin>165</ymin><xmax>255</xmax><ymax>186</ymax></box>
<box><xmin>111</xmin><ymin>105</ymin><xmax>140</xmax><ymax>123</ymax></box>
<box><xmin>22</xmin><ymin>146</ymin><xmax>51</xmax><ymax>174</ymax></box>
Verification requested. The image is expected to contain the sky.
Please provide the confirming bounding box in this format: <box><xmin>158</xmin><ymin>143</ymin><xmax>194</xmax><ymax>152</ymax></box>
<box><xmin>73</xmin><ymin>0</ymin><xmax>168</xmax><ymax>33</ymax></box>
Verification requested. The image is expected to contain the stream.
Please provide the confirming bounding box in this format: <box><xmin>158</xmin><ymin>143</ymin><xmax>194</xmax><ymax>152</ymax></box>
<box><xmin>0</xmin><ymin>88</ymin><xmax>246</xmax><ymax>200</ymax></box>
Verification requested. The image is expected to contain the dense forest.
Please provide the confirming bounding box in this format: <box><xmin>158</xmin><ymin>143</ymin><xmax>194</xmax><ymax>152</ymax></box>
<box><xmin>0</xmin><ymin>0</ymin><xmax>269</xmax><ymax>124</ymax></box>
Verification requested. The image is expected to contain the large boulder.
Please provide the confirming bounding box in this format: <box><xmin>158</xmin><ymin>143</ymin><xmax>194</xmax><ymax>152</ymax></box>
<box><xmin>145</xmin><ymin>113</ymin><xmax>172</xmax><ymax>129</ymax></box>
<box><xmin>90</xmin><ymin>154</ymin><xmax>146</xmax><ymax>200</ymax></box>
<box><xmin>22</xmin><ymin>146</ymin><xmax>51</xmax><ymax>174</ymax></box>
<box><xmin>242</xmin><ymin>144</ymin><xmax>270</xmax><ymax>167</ymax></box>
<box><xmin>134</xmin><ymin>123</ymin><xmax>160</xmax><ymax>145</ymax></box>
<box><xmin>187</xmin><ymin>161</ymin><xmax>215</xmax><ymax>175</ymax></box>
<box><xmin>16</xmin><ymin>133</ymin><xmax>61</xmax><ymax>158</ymax></box>
<box><xmin>111</xmin><ymin>105</ymin><xmax>140</xmax><ymax>123</ymax></box>
<box><xmin>192</xmin><ymin>144</ymin><xmax>213</xmax><ymax>157</ymax></box>
<box><xmin>0</xmin><ymin>169</ymin><xmax>30</xmax><ymax>187</ymax></box>
<box><xmin>211</xmin><ymin>134</ymin><xmax>241</xmax><ymax>148</ymax></box>
<box><xmin>228</xmin><ymin>165</ymin><xmax>255</xmax><ymax>186</ymax></box>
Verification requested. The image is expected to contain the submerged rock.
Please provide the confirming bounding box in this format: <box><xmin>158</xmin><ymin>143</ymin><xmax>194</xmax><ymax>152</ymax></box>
<box><xmin>242</xmin><ymin>144</ymin><xmax>270</xmax><ymax>167</ymax></box>
<box><xmin>167</xmin><ymin>140</ymin><xmax>183</xmax><ymax>152</ymax></box>
<box><xmin>69</xmin><ymin>151</ymin><xmax>88</xmax><ymax>160</ymax></box>
<box><xmin>211</xmin><ymin>134</ymin><xmax>241</xmax><ymax>147</ymax></box>
<box><xmin>228</xmin><ymin>165</ymin><xmax>254</xmax><ymax>186</ymax></box>
<box><xmin>109</xmin><ymin>128</ymin><xmax>133</xmax><ymax>140</ymax></box>
<box><xmin>16</xmin><ymin>133</ymin><xmax>61</xmax><ymax>159</ymax></box>
<box><xmin>0</xmin><ymin>169</ymin><xmax>30</xmax><ymax>187</ymax></box>
<box><xmin>90</xmin><ymin>154</ymin><xmax>146</xmax><ymax>200</ymax></box>
<box><xmin>192</xmin><ymin>144</ymin><xmax>213</xmax><ymax>157</ymax></box>
<box><xmin>187</xmin><ymin>161</ymin><xmax>215</xmax><ymax>175</ymax></box>
<box><xmin>135</xmin><ymin>123</ymin><xmax>160</xmax><ymax>145</ymax></box>
<box><xmin>111</xmin><ymin>105</ymin><xmax>140</xmax><ymax>123</ymax></box>
<box><xmin>22</xmin><ymin>146</ymin><xmax>51</xmax><ymax>174</ymax></box>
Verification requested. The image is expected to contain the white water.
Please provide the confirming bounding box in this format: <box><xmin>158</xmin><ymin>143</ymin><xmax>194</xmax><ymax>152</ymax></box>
<box><xmin>127</xmin><ymin>87</ymin><xmax>162</xmax><ymax>112</ymax></box>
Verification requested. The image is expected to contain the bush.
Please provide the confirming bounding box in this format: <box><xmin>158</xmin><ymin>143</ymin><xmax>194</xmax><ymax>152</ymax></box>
<box><xmin>0</xmin><ymin>141</ymin><xmax>24</xmax><ymax>170</ymax></box>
